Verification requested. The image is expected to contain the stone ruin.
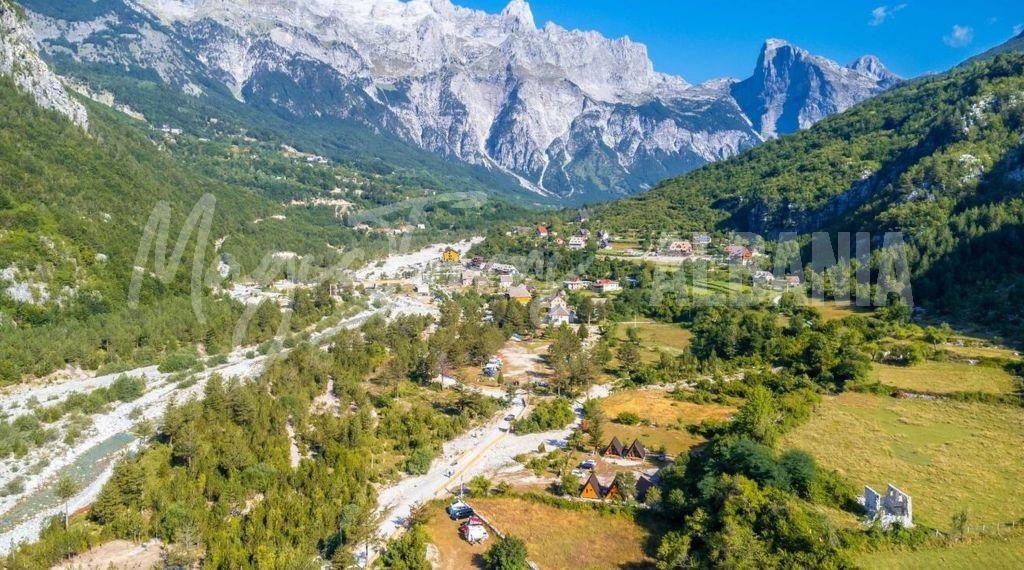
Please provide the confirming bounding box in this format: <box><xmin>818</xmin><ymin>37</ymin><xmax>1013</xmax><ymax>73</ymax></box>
<box><xmin>861</xmin><ymin>484</ymin><xmax>913</xmax><ymax>529</ymax></box>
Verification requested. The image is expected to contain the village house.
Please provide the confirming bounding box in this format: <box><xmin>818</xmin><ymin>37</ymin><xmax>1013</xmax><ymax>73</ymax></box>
<box><xmin>693</xmin><ymin>233</ymin><xmax>712</xmax><ymax>248</ymax></box>
<box><xmin>537</xmin><ymin>225</ymin><xmax>549</xmax><ymax>238</ymax></box>
<box><xmin>547</xmin><ymin>303</ymin><xmax>572</xmax><ymax>326</ymax></box>
<box><xmin>563</xmin><ymin>278</ymin><xmax>590</xmax><ymax>291</ymax></box>
<box><xmin>545</xmin><ymin>292</ymin><xmax>573</xmax><ymax>326</ymax></box>
<box><xmin>461</xmin><ymin>270</ymin><xmax>483</xmax><ymax>288</ymax></box>
<box><xmin>498</xmin><ymin>274</ymin><xmax>514</xmax><ymax>290</ymax></box>
<box><xmin>490</xmin><ymin>263</ymin><xmax>518</xmax><ymax>275</ymax></box>
<box><xmin>725</xmin><ymin>244</ymin><xmax>754</xmax><ymax>266</ymax></box>
<box><xmin>752</xmin><ymin>270</ymin><xmax>776</xmax><ymax>286</ymax></box>
<box><xmin>593</xmin><ymin>278</ymin><xmax>622</xmax><ymax>294</ymax></box>
<box><xmin>861</xmin><ymin>484</ymin><xmax>913</xmax><ymax>529</ymax></box>
<box><xmin>785</xmin><ymin>275</ymin><xmax>802</xmax><ymax>288</ymax></box>
<box><xmin>507</xmin><ymin>284</ymin><xmax>533</xmax><ymax>305</ymax></box>
<box><xmin>568</xmin><ymin>236</ymin><xmax>587</xmax><ymax>250</ymax></box>
<box><xmin>665</xmin><ymin>240</ymin><xmax>694</xmax><ymax>256</ymax></box>
<box><xmin>441</xmin><ymin>247</ymin><xmax>461</xmax><ymax>263</ymax></box>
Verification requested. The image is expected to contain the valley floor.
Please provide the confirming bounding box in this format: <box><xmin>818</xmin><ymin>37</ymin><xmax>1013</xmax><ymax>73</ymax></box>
<box><xmin>0</xmin><ymin>239</ymin><xmax>478</xmax><ymax>554</ymax></box>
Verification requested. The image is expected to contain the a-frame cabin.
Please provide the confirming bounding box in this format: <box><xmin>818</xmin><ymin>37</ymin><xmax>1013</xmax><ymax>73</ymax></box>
<box><xmin>603</xmin><ymin>436</ymin><xmax>625</xmax><ymax>457</ymax></box>
<box><xmin>580</xmin><ymin>473</ymin><xmax>603</xmax><ymax>499</ymax></box>
<box><xmin>604</xmin><ymin>478</ymin><xmax>623</xmax><ymax>501</ymax></box>
<box><xmin>625</xmin><ymin>439</ymin><xmax>647</xmax><ymax>461</ymax></box>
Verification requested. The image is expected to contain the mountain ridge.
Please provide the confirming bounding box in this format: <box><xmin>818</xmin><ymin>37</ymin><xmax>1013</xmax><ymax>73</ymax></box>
<box><xmin>18</xmin><ymin>0</ymin><xmax>897</xmax><ymax>203</ymax></box>
<box><xmin>593</xmin><ymin>44</ymin><xmax>1024</xmax><ymax>334</ymax></box>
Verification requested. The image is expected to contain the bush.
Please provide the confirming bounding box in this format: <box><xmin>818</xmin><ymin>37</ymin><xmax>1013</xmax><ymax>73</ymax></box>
<box><xmin>468</xmin><ymin>475</ymin><xmax>491</xmax><ymax>497</ymax></box>
<box><xmin>511</xmin><ymin>398</ymin><xmax>574</xmax><ymax>434</ymax></box>
<box><xmin>615</xmin><ymin>411</ymin><xmax>641</xmax><ymax>425</ymax></box>
<box><xmin>158</xmin><ymin>349</ymin><xmax>200</xmax><ymax>373</ymax></box>
<box><xmin>483</xmin><ymin>535</ymin><xmax>530</xmax><ymax>570</ymax></box>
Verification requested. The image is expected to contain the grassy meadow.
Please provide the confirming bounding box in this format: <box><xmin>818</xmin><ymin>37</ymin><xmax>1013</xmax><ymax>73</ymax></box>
<box><xmin>423</xmin><ymin>497</ymin><xmax>655</xmax><ymax>569</ymax></box>
<box><xmin>783</xmin><ymin>392</ymin><xmax>1024</xmax><ymax>530</ymax></box>
<box><xmin>871</xmin><ymin>361</ymin><xmax>1019</xmax><ymax>395</ymax></box>
<box><xmin>598</xmin><ymin>389</ymin><xmax>737</xmax><ymax>456</ymax></box>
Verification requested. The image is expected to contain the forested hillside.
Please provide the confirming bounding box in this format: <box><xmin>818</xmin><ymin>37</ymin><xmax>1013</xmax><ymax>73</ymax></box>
<box><xmin>596</xmin><ymin>52</ymin><xmax>1024</xmax><ymax>338</ymax></box>
<box><xmin>0</xmin><ymin>69</ymin><xmax>525</xmax><ymax>383</ymax></box>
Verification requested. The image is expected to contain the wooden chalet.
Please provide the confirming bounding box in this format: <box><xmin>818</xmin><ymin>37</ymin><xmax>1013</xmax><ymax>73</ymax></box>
<box><xmin>636</xmin><ymin>475</ymin><xmax>656</xmax><ymax>503</ymax></box>
<box><xmin>603</xmin><ymin>478</ymin><xmax>623</xmax><ymax>502</ymax></box>
<box><xmin>603</xmin><ymin>436</ymin><xmax>625</xmax><ymax>457</ymax></box>
<box><xmin>625</xmin><ymin>439</ymin><xmax>647</xmax><ymax>461</ymax></box>
<box><xmin>579</xmin><ymin>473</ymin><xmax>603</xmax><ymax>500</ymax></box>
<box><xmin>604</xmin><ymin>437</ymin><xmax>647</xmax><ymax>461</ymax></box>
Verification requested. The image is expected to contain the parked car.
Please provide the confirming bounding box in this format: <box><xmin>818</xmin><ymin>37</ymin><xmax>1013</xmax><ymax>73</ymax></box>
<box><xmin>579</xmin><ymin>459</ymin><xmax>596</xmax><ymax>470</ymax></box>
<box><xmin>447</xmin><ymin>501</ymin><xmax>473</xmax><ymax>520</ymax></box>
<box><xmin>504</xmin><ymin>414</ymin><xmax>516</xmax><ymax>421</ymax></box>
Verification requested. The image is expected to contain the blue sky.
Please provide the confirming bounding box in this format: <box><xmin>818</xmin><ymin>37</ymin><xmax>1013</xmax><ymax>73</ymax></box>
<box><xmin>457</xmin><ymin>0</ymin><xmax>1023</xmax><ymax>82</ymax></box>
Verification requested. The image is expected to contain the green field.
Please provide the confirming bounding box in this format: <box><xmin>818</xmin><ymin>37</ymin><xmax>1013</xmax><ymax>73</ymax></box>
<box><xmin>872</xmin><ymin>361</ymin><xmax>1019</xmax><ymax>395</ymax></box>
<box><xmin>812</xmin><ymin>300</ymin><xmax>877</xmax><ymax>321</ymax></box>
<box><xmin>615</xmin><ymin>321</ymin><xmax>693</xmax><ymax>361</ymax></box>
<box><xmin>783</xmin><ymin>392</ymin><xmax>1024</xmax><ymax>530</ymax></box>
<box><xmin>857</xmin><ymin>531</ymin><xmax>1024</xmax><ymax>569</ymax></box>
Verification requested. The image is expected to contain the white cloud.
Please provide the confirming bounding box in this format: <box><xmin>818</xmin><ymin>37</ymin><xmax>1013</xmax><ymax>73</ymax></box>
<box><xmin>943</xmin><ymin>24</ymin><xmax>975</xmax><ymax>47</ymax></box>
<box><xmin>869</xmin><ymin>4</ymin><xmax>906</xmax><ymax>27</ymax></box>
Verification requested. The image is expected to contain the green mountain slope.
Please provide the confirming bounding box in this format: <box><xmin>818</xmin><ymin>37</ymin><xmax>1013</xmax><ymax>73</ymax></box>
<box><xmin>0</xmin><ymin>69</ymin><xmax>525</xmax><ymax>382</ymax></box>
<box><xmin>964</xmin><ymin>30</ymin><xmax>1024</xmax><ymax>66</ymax></box>
<box><xmin>595</xmin><ymin>53</ymin><xmax>1024</xmax><ymax>336</ymax></box>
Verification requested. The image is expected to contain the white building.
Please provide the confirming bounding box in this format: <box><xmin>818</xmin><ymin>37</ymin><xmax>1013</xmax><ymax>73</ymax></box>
<box><xmin>862</xmin><ymin>484</ymin><xmax>913</xmax><ymax>529</ymax></box>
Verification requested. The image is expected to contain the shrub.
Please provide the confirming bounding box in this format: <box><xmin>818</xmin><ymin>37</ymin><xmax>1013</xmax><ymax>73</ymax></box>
<box><xmin>615</xmin><ymin>411</ymin><xmax>641</xmax><ymax>425</ymax></box>
<box><xmin>483</xmin><ymin>535</ymin><xmax>530</xmax><ymax>570</ymax></box>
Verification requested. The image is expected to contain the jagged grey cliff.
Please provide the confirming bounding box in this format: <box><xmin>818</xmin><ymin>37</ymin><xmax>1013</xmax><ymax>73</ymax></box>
<box><xmin>17</xmin><ymin>0</ymin><xmax>898</xmax><ymax>202</ymax></box>
<box><xmin>0</xmin><ymin>0</ymin><xmax>87</xmax><ymax>130</ymax></box>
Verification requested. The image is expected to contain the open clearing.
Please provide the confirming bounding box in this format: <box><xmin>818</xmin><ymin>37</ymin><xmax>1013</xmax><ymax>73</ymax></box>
<box><xmin>812</xmin><ymin>300</ymin><xmax>876</xmax><ymax>321</ymax></box>
<box><xmin>614</xmin><ymin>321</ymin><xmax>693</xmax><ymax>362</ymax></box>
<box><xmin>425</xmin><ymin>496</ymin><xmax>655</xmax><ymax>569</ymax></box>
<box><xmin>942</xmin><ymin>341</ymin><xmax>1020</xmax><ymax>361</ymax></box>
<box><xmin>857</xmin><ymin>531</ymin><xmax>1024</xmax><ymax>569</ymax></box>
<box><xmin>871</xmin><ymin>361</ymin><xmax>1019</xmax><ymax>395</ymax></box>
<box><xmin>783</xmin><ymin>392</ymin><xmax>1024</xmax><ymax>529</ymax></box>
<box><xmin>599</xmin><ymin>389</ymin><xmax>737</xmax><ymax>455</ymax></box>
<box><xmin>52</xmin><ymin>539</ymin><xmax>163</xmax><ymax>569</ymax></box>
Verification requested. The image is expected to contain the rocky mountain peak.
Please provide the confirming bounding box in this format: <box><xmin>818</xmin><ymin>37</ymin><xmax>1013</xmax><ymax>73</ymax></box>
<box><xmin>20</xmin><ymin>0</ymin><xmax>897</xmax><ymax>202</ymax></box>
<box><xmin>500</xmin><ymin>0</ymin><xmax>534</xmax><ymax>31</ymax></box>
<box><xmin>732</xmin><ymin>38</ymin><xmax>895</xmax><ymax>139</ymax></box>
<box><xmin>849</xmin><ymin>54</ymin><xmax>901</xmax><ymax>87</ymax></box>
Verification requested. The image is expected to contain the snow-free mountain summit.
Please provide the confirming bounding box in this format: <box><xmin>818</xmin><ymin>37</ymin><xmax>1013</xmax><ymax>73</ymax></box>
<box><xmin>22</xmin><ymin>0</ymin><xmax>899</xmax><ymax>202</ymax></box>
